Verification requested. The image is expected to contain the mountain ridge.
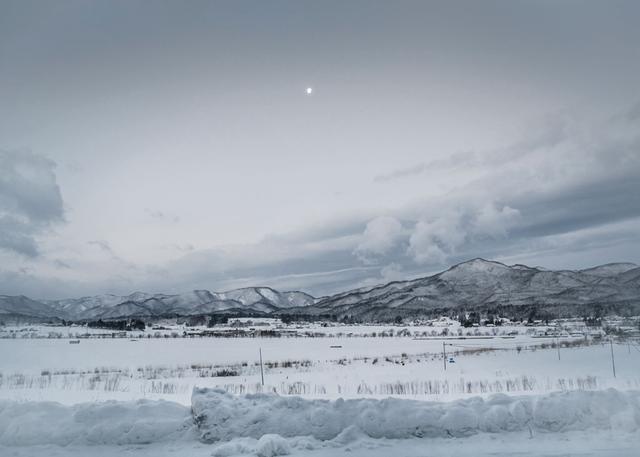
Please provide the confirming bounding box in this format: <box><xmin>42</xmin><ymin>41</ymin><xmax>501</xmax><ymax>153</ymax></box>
<box><xmin>286</xmin><ymin>258</ymin><xmax>640</xmax><ymax>321</ymax></box>
<box><xmin>1</xmin><ymin>259</ymin><xmax>639</xmax><ymax>323</ymax></box>
<box><xmin>1</xmin><ymin>287</ymin><xmax>316</xmax><ymax>323</ymax></box>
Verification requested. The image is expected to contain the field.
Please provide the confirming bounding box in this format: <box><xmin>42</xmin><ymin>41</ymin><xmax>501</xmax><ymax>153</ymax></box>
<box><xmin>1</xmin><ymin>321</ymin><xmax>639</xmax><ymax>455</ymax></box>
<box><xmin>1</xmin><ymin>323</ymin><xmax>638</xmax><ymax>403</ymax></box>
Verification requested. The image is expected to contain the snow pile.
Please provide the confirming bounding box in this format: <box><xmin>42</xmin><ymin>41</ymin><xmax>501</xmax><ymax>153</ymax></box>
<box><xmin>209</xmin><ymin>427</ymin><xmax>375</xmax><ymax>456</ymax></box>
<box><xmin>255</xmin><ymin>434</ymin><xmax>292</xmax><ymax>457</ymax></box>
<box><xmin>192</xmin><ymin>388</ymin><xmax>640</xmax><ymax>442</ymax></box>
<box><xmin>0</xmin><ymin>399</ymin><xmax>193</xmax><ymax>446</ymax></box>
<box><xmin>1</xmin><ymin>388</ymin><xmax>638</xmax><ymax>449</ymax></box>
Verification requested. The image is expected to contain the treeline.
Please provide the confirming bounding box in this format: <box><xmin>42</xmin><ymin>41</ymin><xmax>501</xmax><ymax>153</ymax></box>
<box><xmin>298</xmin><ymin>302</ymin><xmax>640</xmax><ymax>325</ymax></box>
<box><xmin>277</xmin><ymin>313</ymin><xmax>340</xmax><ymax>324</ymax></box>
<box><xmin>86</xmin><ymin>319</ymin><xmax>145</xmax><ymax>331</ymax></box>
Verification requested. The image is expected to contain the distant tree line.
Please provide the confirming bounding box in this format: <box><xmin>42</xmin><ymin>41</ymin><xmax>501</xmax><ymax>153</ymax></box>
<box><xmin>207</xmin><ymin>315</ymin><xmax>229</xmax><ymax>326</ymax></box>
<box><xmin>271</xmin><ymin>302</ymin><xmax>640</xmax><ymax>325</ymax></box>
<box><xmin>274</xmin><ymin>313</ymin><xmax>340</xmax><ymax>324</ymax></box>
<box><xmin>86</xmin><ymin>319</ymin><xmax>145</xmax><ymax>331</ymax></box>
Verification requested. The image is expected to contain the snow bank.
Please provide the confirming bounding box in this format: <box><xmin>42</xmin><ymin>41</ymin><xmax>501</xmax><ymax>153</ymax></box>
<box><xmin>0</xmin><ymin>399</ymin><xmax>193</xmax><ymax>446</ymax></box>
<box><xmin>1</xmin><ymin>389</ymin><xmax>638</xmax><ymax>448</ymax></box>
<box><xmin>255</xmin><ymin>434</ymin><xmax>292</xmax><ymax>457</ymax></box>
<box><xmin>192</xmin><ymin>388</ymin><xmax>640</xmax><ymax>442</ymax></box>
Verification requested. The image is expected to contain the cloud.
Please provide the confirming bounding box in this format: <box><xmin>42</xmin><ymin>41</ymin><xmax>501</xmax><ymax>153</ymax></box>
<box><xmin>0</xmin><ymin>150</ymin><xmax>64</xmax><ymax>257</ymax></box>
<box><xmin>53</xmin><ymin>259</ymin><xmax>71</xmax><ymax>269</ymax></box>
<box><xmin>145</xmin><ymin>208</ymin><xmax>180</xmax><ymax>223</ymax></box>
<box><xmin>155</xmin><ymin>229</ymin><xmax>363</xmax><ymax>293</ymax></box>
<box><xmin>373</xmin><ymin>117</ymin><xmax>567</xmax><ymax>183</ymax></box>
<box><xmin>354</xmin><ymin>216</ymin><xmax>404</xmax><ymax>263</ymax></box>
<box><xmin>165</xmin><ymin>243</ymin><xmax>195</xmax><ymax>252</ymax></box>
<box><xmin>474</xmin><ymin>203</ymin><xmax>521</xmax><ymax>238</ymax></box>
<box><xmin>379</xmin><ymin>103</ymin><xmax>639</xmax><ymax>269</ymax></box>
<box><xmin>408</xmin><ymin>213</ymin><xmax>465</xmax><ymax>264</ymax></box>
<box><xmin>379</xmin><ymin>262</ymin><xmax>406</xmax><ymax>283</ymax></box>
<box><xmin>0</xmin><ymin>103</ymin><xmax>638</xmax><ymax>299</ymax></box>
<box><xmin>87</xmin><ymin>239</ymin><xmax>137</xmax><ymax>270</ymax></box>
<box><xmin>88</xmin><ymin>239</ymin><xmax>114</xmax><ymax>254</ymax></box>
<box><xmin>406</xmin><ymin>203</ymin><xmax>521</xmax><ymax>265</ymax></box>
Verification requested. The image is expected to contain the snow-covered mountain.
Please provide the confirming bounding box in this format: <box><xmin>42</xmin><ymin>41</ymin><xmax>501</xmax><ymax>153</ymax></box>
<box><xmin>1</xmin><ymin>287</ymin><xmax>315</xmax><ymax>322</ymax></box>
<box><xmin>0</xmin><ymin>295</ymin><xmax>62</xmax><ymax>323</ymax></box>
<box><xmin>2</xmin><ymin>259</ymin><xmax>640</xmax><ymax>323</ymax></box>
<box><xmin>284</xmin><ymin>259</ymin><xmax>640</xmax><ymax>321</ymax></box>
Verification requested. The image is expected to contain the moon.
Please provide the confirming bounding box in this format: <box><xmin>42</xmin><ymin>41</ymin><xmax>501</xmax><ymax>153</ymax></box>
<box><xmin>305</xmin><ymin>87</ymin><xmax>313</xmax><ymax>95</ymax></box>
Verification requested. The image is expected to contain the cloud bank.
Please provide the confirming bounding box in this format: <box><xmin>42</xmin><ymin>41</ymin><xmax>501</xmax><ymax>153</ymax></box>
<box><xmin>0</xmin><ymin>150</ymin><xmax>64</xmax><ymax>257</ymax></box>
<box><xmin>3</xmin><ymin>102</ymin><xmax>637</xmax><ymax>299</ymax></box>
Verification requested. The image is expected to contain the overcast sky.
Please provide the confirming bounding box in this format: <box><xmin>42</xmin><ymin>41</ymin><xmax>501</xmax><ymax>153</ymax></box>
<box><xmin>1</xmin><ymin>0</ymin><xmax>639</xmax><ymax>299</ymax></box>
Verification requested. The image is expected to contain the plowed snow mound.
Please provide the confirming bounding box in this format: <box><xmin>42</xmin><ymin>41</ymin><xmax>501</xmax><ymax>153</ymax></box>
<box><xmin>0</xmin><ymin>399</ymin><xmax>193</xmax><ymax>446</ymax></box>
<box><xmin>191</xmin><ymin>388</ymin><xmax>640</xmax><ymax>442</ymax></box>
<box><xmin>1</xmin><ymin>389</ymin><xmax>638</xmax><ymax>447</ymax></box>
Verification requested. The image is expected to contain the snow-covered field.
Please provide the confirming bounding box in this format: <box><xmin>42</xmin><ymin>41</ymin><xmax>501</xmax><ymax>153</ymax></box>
<box><xmin>2</xmin><ymin>332</ymin><xmax>639</xmax><ymax>404</ymax></box>
<box><xmin>1</xmin><ymin>324</ymin><xmax>639</xmax><ymax>455</ymax></box>
<box><xmin>3</xmin><ymin>334</ymin><xmax>637</xmax><ymax>404</ymax></box>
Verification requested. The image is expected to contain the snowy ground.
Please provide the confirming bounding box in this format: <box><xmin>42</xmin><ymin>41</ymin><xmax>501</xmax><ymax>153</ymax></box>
<box><xmin>1</xmin><ymin>335</ymin><xmax>638</xmax><ymax>404</ymax></box>
<box><xmin>0</xmin><ymin>389</ymin><xmax>638</xmax><ymax>456</ymax></box>
<box><xmin>0</xmin><ymin>333</ymin><xmax>562</xmax><ymax>374</ymax></box>
<box><xmin>2</xmin><ymin>432</ymin><xmax>637</xmax><ymax>457</ymax></box>
<box><xmin>1</xmin><ymin>324</ymin><xmax>639</xmax><ymax>455</ymax></box>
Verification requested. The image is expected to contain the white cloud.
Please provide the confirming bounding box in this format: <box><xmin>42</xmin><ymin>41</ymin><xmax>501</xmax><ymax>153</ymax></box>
<box><xmin>407</xmin><ymin>212</ymin><xmax>466</xmax><ymax>264</ymax></box>
<box><xmin>354</xmin><ymin>216</ymin><xmax>404</xmax><ymax>263</ymax></box>
<box><xmin>473</xmin><ymin>203</ymin><xmax>521</xmax><ymax>238</ymax></box>
<box><xmin>407</xmin><ymin>203</ymin><xmax>521</xmax><ymax>265</ymax></box>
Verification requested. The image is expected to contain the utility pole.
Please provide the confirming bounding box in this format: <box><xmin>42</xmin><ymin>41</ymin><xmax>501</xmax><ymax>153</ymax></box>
<box><xmin>556</xmin><ymin>338</ymin><xmax>561</xmax><ymax>361</ymax></box>
<box><xmin>443</xmin><ymin>341</ymin><xmax>447</xmax><ymax>371</ymax></box>
<box><xmin>609</xmin><ymin>338</ymin><xmax>616</xmax><ymax>378</ymax></box>
<box><xmin>259</xmin><ymin>348</ymin><xmax>265</xmax><ymax>386</ymax></box>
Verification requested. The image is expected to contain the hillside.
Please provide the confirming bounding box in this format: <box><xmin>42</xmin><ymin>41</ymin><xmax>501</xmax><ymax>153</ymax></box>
<box><xmin>2</xmin><ymin>259</ymin><xmax>640</xmax><ymax>323</ymax></box>
<box><xmin>281</xmin><ymin>259</ymin><xmax>640</xmax><ymax>321</ymax></box>
<box><xmin>1</xmin><ymin>287</ymin><xmax>315</xmax><ymax>323</ymax></box>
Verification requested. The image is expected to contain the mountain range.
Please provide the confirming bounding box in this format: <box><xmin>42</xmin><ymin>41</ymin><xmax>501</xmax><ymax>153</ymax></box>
<box><xmin>1</xmin><ymin>259</ymin><xmax>639</xmax><ymax>323</ymax></box>
<box><xmin>285</xmin><ymin>259</ymin><xmax>640</xmax><ymax>321</ymax></box>
<box><xmin>0</xmin><ymin>287</ymin><xmax>315</xmax><ymax>324</ymax></box>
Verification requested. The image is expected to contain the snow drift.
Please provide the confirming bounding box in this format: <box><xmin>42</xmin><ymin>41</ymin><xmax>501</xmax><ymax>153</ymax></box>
<box><xmin>191</xmin><ymin>388</ymin><xmax>640</xmax><ymax>442</ymax></box>
<box><xmin>1</xmin><ymin>389</ymin><xmax>638</xmax><ymax>447</ymax></box>
<box><xmin>0</xmin><ymin>399</ymin><xmax>193</xmax><ymax>446</ymax></box>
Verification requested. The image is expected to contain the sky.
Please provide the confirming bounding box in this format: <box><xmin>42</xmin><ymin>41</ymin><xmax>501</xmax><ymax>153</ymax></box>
<box><xmin>1</xmin><ymin>0</ymin><xmax>639</xmax><ymax>299</ymax></box>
